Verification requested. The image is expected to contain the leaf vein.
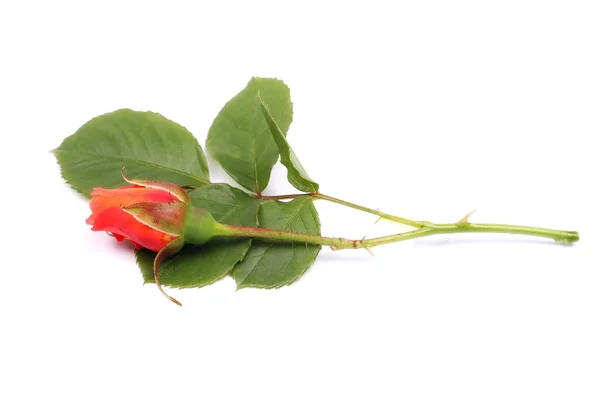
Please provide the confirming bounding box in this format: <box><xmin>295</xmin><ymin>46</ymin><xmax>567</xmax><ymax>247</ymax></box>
<box><xmin>54</xmin><ymin>149</ymin><xmax>209</xmax><ymax>185</ymax></box>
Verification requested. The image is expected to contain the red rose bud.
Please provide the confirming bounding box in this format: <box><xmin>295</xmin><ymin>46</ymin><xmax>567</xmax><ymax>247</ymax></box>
<box><xmin>86</xmin><ymin>168</ymin><xmax>218</xmax><ymax>306</ymax></box>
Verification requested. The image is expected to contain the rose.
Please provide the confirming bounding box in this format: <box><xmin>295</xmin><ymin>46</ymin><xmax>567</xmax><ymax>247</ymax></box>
<box><xmin>86</xmin><ymin>169</ymin><xmax>217</xmax><ymax>305</ymax></box>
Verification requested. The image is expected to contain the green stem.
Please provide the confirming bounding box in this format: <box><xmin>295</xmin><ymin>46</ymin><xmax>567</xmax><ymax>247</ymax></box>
<box><xmin>313</xmin><ymin>193</ymin><xmax>425</xmax><ymax>228</ymax></box>
<box><xmin>215</xmin><ymin>221</ymin><xmax>579</xmax><ymax>249</ymax></box>
<box><xmin>256</xmin><ymin>192</ymin><xmax>425</xmax><ymax>228</ymax></box>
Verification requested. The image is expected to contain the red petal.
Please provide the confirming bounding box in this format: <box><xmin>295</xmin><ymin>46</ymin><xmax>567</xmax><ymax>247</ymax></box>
<box><xmin>90</xmin><ymin>207</ymin><xmax>177</xmax><ymax>252</ymax></box>
<box><xmin>112</xmin><ymin>233</ymin><xmax>126</xmax><ymax>242</ymax></box>
<box><xmin>111</xmin><ymin>233</ymin><xmax>143</xmax><ymax>249</ymax></box>
<box><xmin>87</xmin><ymin>186</ymin><xmax>176</xmax><ymax>225</ymax></box>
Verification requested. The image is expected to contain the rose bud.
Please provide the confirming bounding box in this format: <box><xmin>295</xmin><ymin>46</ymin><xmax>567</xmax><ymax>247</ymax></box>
<box><xmin>86</xmin><ymin>168</ymin><xmax>218</xmax><ymax>306</ymax></box>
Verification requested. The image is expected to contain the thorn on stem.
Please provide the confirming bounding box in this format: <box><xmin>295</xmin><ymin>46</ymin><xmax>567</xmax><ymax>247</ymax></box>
<box><xmin>457</xmin><ymin>209</ymin><xmax>476</xmax><ymax>227</ymax></box>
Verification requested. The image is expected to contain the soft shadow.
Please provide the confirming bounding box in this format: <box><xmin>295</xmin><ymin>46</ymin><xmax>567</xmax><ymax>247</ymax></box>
<box><xmin>316</xmin><ymin>249</ymin><xmax>375</xmax><ymax>263</ymax></box>
<box><xmin>413</xmin><ymin>236</ymin><xmax>574</xmax><ymax>247</ymax></box>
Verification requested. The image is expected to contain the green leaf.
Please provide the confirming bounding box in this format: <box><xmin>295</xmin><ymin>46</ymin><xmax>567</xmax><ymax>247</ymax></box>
<box><xmin>232</xmin><ymin>196</ymin><xmax>321</xmax><ymax>289</ymax></box>
<box><xmin>136</xmin><ymin>242</ymin><xmax>250</xmax><ymax>289</ymax></box>
<box><xmin>206</xmin><ymin>77</ymin><xmax>293</xmax><ymax>194</ymax></box>
<box><xmin>137</xmin><ymin>184</ymin><xmax>261</xmax><ymax>288</ymax></box>
<box><xmin>258</xmin><ymin>95</ymin><xmax>319</xmax><ymax>192</ymax></box>
<box><xmin>53</xmin><ymin>109</ymin><xmax>210</xmax><ymax>196</ymax></box>
<box><xmin>188</xmin><ymin>183</ymin><xmax>261</xmax><ymax>227</ymax></box>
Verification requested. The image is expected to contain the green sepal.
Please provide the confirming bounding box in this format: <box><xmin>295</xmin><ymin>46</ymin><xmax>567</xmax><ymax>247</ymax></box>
<box><xmin>122</xmin><ymin>202</ymin><xmax>187</xmax><ymax>236</ymax></box>
<box><xmin>153</xmin><ymin>237</ymin><xmax>186</xmax><ymax>306</ymax></box>
<box><xmin>121</xmin><ymin>167</ymin><xmax>190</xmax><ymax>202</ymax></box>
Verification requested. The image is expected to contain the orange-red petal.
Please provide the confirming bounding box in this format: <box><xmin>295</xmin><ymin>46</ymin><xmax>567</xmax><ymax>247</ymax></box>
<box><xmin>87</xmin><ymin>186</ymin><xmax>176</xmax><ymax>225</ymax></box>
<box><xmin>108</xmin><ymin>233</ymin><xmax>143</xmax><ymax>249</ymax></box>
<box><xmin>90</xmin><ymin>207</ymin><xmax>178</xmax><ymax>252</ymax></box>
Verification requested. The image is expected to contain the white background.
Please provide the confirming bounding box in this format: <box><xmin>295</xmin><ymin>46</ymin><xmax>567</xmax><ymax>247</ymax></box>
<box><xmin>1</xmin><ymin>1</ymin><xmax>598</xmax><ymax>399</ymax></box>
